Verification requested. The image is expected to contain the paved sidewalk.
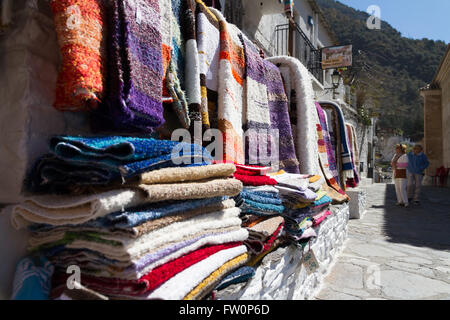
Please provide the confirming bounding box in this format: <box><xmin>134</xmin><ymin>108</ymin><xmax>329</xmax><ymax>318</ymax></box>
<box><xmin>315</xmin><ymin>183</ymin><xmax>450</xmax><ymax>300</ymax></box>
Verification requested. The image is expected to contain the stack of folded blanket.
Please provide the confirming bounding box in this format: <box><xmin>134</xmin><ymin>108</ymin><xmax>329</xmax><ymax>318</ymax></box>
<box><xmin>26</xmin><ymin>136</ymin><xmax>212</xmax><ymax>194</ymax></box>
<box><xmin>207</xmin><ymin>163</ymin><xmax>288</xmax><ymax>297</ymax></box>
<box><xmin>268</xmin><ymin>171</ymin><xmax>334</xmax><ymax>245</ymax></box>
<box><xmin>228</xmin><ymin>164</ymin><xmax>287</xmax><ymax>273</ymax></box>
<box><xmin>12</xmin><ymin>136</ymin><xmax>251</xmax><ymax>300</ymax></box>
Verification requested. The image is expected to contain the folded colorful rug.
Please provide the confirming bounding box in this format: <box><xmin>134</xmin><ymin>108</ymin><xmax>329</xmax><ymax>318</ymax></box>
<box><xmin>30</xmin><ymin>198</ymin><xmax>236</xmax><ymax>243</ymax></box>
<box><xmin>233</xmin><ymin>173</ymin><xmax>277</xmax><ymax>186</ymax></box>
<box><xmin>246</xmin><ymin>216</ymin><xmax>285</xmax><ymax>241</ymax></box>
<box><xmin>122</xmin><ymin>228</ymin><xmax>248</xmax><ymax>280</ymax></box>
<box><xmin>51</xmin><ymin>242</ymin><xmax>242</xmax><ymax>297</ymax></box>
<box><xmin>184</xmin><ymin>252</ymin><xmax>248</xmax><ymax>300</ymax></box>
<box><xmin>270</xmin><ymin>171</ymin><xmax>310</xmax><ymax>191</ymax></box>
<box><xmin>291</xmin><ymin>190</ymin><xmax>328</xmax><ymax>209</ymax></box>
<box><xmin>321</xmin><ymin>183</ymin><xmax>349</xmax><ymax>203</ymax></box>
<box><xmin>140</xmin><ymin>163</ymin><xmax>235</xmax><ymax>184</ymax></box>
<box><xmin>308</xmin><ymin>175</ymin><xmax>326</xmax><ymax>192</ymax></box>
<box><xmin>38</xmin><ymin>209</ymin><xmax>244</xmax><ymax>263</ymax></box>
<box><xmin>244</xmin><ymin>221</ymin><xmax>284</xmax><ymax>255</ymax></box>
<box><xmin>235</xmin><ymin>164</ymin><xmax>272</xmax><ymax>175</ymax></box>
<box><xmin>243</xmin><ymin>185</ymin><xmax>279</xmax><ymax>195</ymax></box>
<box><xmin>50</xmin><ymin>0</ymin><xmax>106</xmax><ymax>111</ymax></box>
<box><xmin>32</xmin><ymin>205</ymin><xmax>241</xmax><ymax>248</ymax></box>
<box><xmin>30</xmin><ymin>196</ymin><xmax>229</xmax><ymax>234</ymax></box>
<box><xmin>28</xmin><ymin>136</ymin><xmax>212</xmax><ymax>191</ymax></box>
<box><xmin>283</xmin><ymin>199</ymin><xmax>330</xmax><ymax>226</ymax></box>
<box><xmin>312</xmin><ymin>210</ymin><xmax>332</xmax><ymax>227</ymax></box>
<box><xmin>283</xmin><ymin>217</ymin><xmax>312</xmax><ymax>236</ymax></box>
<box><xmin>95</xmin><ymin>0</ymin><xmax>164</xmax><ymax>132</ymax></box>
<box><xmin>214</xmin><ymin>266</ymin><xmax>255</xmax><ymax>291</ymax></box>
<box><xmin>138</xmin><ymin>178</ymin><xmax>243</xmax><ymax>202</ymax></box>
<box><xmin>276</xmin><ymin>185</ymin><xmax>317</xmax><ymax>203</ymax></box>
<box><xmin>240</xmin><ymin>190</ymin><xmax>283</xmax><ymax>205</ymax></box>
<box><xmin>97</xmin><ymin>245</ymin><xmax>248</xmax><ymax>299</ymax></box>
<box><xmin>144</xmin><ymin>245</ymin><xmax>248</xmax><ymax>300</ymax></box>
<box><xmin>11</xmin><ymin>189</ymin><xmax>147</xmax><ymax>229</ymax></box>
<box><xmin>241</xmin><ymin>215</ymin><xmax>266</xmax><ymax>228</ymax></box>
<box><xmin>240</xmin><ymin>198</ymin><xmax>284</xmax><ymax>217</ymax></box>
<box><xmin>49</xmin><ymin>227</ymin><xmax>249</xmax><ymax>280</ymax></box>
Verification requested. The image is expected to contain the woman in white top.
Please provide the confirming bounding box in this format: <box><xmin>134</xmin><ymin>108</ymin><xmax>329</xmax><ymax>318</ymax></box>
<box><xmin>391</xmin><ymin>144</ymin><xmax>409</xmax><ymax>207</ymax></box>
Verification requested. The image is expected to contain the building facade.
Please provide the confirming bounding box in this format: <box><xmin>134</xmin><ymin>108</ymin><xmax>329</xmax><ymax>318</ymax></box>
<box><xmin>223</xmin><ymin>0</ymin><xmax>374</xmax><ymax>181</ymax></box>
<box><xmin>420</xmin><ymin>45</ymin><xmax>450</xmax><ymax>178</ymax></box>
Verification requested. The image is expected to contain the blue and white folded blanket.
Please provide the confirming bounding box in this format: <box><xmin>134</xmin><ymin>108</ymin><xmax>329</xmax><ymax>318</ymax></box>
<box><xmin>27</xmin><ymin>136</ymin><xmax>212</xmax><ymax>192</ymax></box>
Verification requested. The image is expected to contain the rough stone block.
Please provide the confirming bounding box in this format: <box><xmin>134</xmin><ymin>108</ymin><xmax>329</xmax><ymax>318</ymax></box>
<box><xmin>347</xmin><ymin>188</ymin><xmax>367</xmax><ymax>219</ymax></box>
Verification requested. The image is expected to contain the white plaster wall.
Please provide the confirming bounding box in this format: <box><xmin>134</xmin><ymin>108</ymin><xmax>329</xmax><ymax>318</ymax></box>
<box><xmin>241</xmin><ymin>0</ymin><xmax>287</xmax><ymax>56</ymax></box>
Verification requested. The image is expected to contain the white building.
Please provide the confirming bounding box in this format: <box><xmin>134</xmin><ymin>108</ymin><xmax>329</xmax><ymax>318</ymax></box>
<box><xmin>223</xmin><ymin>0</ymin><xmax>374</xmax><ymax>181</ymax></box>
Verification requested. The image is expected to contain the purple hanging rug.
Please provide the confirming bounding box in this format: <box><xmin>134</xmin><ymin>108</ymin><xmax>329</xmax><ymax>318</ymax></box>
<box><xmin>94</xmin><ymin>0</ymin><xmax>164</xmax><ymax>133</ymax></box>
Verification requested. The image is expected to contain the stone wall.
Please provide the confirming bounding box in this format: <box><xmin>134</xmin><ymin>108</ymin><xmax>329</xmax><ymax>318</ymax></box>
<box><xmin>215</xmin><ymin>204</ymin><xmax>350</xmax><ymax>300</ymax></box>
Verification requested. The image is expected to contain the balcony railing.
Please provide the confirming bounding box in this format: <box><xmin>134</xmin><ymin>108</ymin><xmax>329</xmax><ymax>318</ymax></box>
<box><xmin>274</xmin><ymin>23</ymin><xmax>323</xmax><ymax>84</ymax></box>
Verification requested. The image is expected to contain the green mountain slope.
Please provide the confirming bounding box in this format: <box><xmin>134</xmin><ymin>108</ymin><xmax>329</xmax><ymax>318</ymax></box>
<box><xmin>316</xmin><ymin>0</ymin><xmax>448</xmax><ymax>140</ymax></box>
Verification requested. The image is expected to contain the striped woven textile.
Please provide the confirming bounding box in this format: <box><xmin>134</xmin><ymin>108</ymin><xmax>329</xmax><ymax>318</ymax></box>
<box><xmin>264</xmin><ymin>60</ymin><xmax>300</xmax><ymax>173</ymax></box>
<box><xmin>320</xmin><ymin>102</ymin><xmax>354</xmax><ymax>185</ymax></box>
<box><xmin>207</xmin><ymin>7</ymin><xmax>245</xmax><ymax>164</ymax></box>
<box><xmin>315</xmin><ymin>103</ymin><xmax>346</xmax><ymax>195</ymax></box>
<box><xmin>316</xmin><ymin>102</ymin><xmax>340</xmax><ymax>183</ymax></box>
<box><xmin>266</xmin><ymin>56</ymin><xmax>320</xmax><ymax>175</ymax></box>
<box><xmin>160</xmin><ymin>0</ymin><xmax>190</xmax><ymax>129</ymax></box>
<box><xmin>95</xmin><ymin>0</ymin><xmax>164</xmax><ymax>132</ymax></box>
<box><xmin>345</xmin><ymin>123</ymin><xmax>360</xmax><ymax>188</ymax></box>
<box><xmin>239</xmin><ymin>34</ymin><xmax>271</xmax><ymax>167</ymax></box>
<box><xmin>195</xmin><ymin>0</ymin><xmax>220</xmax><ymax>134</ymax></box>
<box><xmin>50</xmin><ymin>0</ymin><xmax>106</xmax><ymax>111</ymax></box>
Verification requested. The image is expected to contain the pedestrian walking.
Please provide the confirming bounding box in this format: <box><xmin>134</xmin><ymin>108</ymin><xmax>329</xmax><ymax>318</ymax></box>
<box><xmin>391</xmin><ymin>144</ymin><xmax>409</xmax><ymax>207</ymax></box>
<box><xmin>407</xmin><ymin>144</ymin><xmax>430</xmax><ymax>205</ymax></box>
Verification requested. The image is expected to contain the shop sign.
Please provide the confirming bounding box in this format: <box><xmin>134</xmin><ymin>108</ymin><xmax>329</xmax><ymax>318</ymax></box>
<box><xmin>321</xmin><ymin>45</ymin><xmax>353</xmax><ymax>69</ymax></box>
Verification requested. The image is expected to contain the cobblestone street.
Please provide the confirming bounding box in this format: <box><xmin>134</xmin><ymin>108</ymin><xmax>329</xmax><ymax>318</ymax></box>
<box><xmin>316</xmin><ymin>183</ymin><xmax>450</xmax><ymax>300</ymax></box>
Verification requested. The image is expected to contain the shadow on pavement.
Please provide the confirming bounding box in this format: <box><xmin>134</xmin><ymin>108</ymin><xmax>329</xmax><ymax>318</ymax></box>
<box><xmin>382</xmin><ymin>183</ymin><xmax>450</xmax><ymax>250</ymax></box>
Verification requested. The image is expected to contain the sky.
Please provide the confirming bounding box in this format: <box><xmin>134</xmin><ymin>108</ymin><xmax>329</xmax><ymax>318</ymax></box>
<box><xmin>337</xmin><ymin>0</ymin><xmax>450</xmax><ymax>44</ymax></box>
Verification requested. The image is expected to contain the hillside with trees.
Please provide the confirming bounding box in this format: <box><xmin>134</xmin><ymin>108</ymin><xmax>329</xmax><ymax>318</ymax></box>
<box><xmin>316</xmin><ymin>0</ymin><xmax>448</xmax><ymax>141</ymax></box>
